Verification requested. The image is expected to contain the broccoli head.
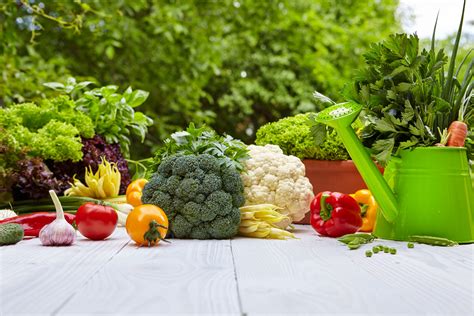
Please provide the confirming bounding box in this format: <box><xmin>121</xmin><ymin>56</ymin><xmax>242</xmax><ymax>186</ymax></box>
<box><xmin>142</xmin><ymin>154</ymin><xmax>244</xmax><ymax>239</ymax></box>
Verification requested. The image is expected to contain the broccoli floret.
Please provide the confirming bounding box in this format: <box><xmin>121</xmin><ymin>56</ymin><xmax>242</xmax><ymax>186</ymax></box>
<box><xmin>200</xmin><ymin>174</ymin><xmax>222</xmax><ymax>195</ymax></box>
<box><xmin>208</xmin><ymin>213</ymin><xmax>240</xmax><ymax>239</ymax></box>
<box><xmin>194</xmin><ymin>194</ymin><xmax>206</xmax><ymax>204</ymax></box>
<box><xmin>161</xmin><ymin>175</ymin><xmax>181</xmax><ymax>195</ymax></box>
<box><xmin>142</xmin><ymin>154</ymin><xmax>244</xmax><ymax>239</ymax></box>
<box><xmin>221</xmin><ymin>166</ymin><xmax>244</xmax><ymax>193</ymax></box>
<box><xmin>205</xmin><ymin>191</ymin><xmax>233</xmax><ymax>216</ymax></box>
<box><xmin>181</xmin><ymin>201</ymin><xmax>203</xmax><ymax>225</ymax></box>
<box><xmin>173</xmin><ymin>155</ymin><xmax>199</xmax><ymax>176</ymax></box>
<box><xmin>185</xmin><ymin>168</ymin><xmax>206</xmax><ymax>182</ymax></box>
<box><xmin>172</xmin><ymin>214</ymin><xmax>193</xmax><ymax>238</ymax></box>
<box><xmin>197</xmin><ymin>154</ymin><xmax>220</xmax><ymax>173</ymax></box>
<box><xmin>157</xmin><ymin>156</ymin><xmax>175</xmax><ymax>177</ymax></box>
<box><xmin>189</xmin><ymin>224</ymin><xmax>211</xmax><ymax>239</ymax></box>
<box><xmin>231</xmin><ymin>192</ymin><xmax>246</xmax><ymax>207</ymax></box>
<box><xmin>176</xmin><ymin>178</ymin><xmax>200</xmax><ymax>202</ymax></box>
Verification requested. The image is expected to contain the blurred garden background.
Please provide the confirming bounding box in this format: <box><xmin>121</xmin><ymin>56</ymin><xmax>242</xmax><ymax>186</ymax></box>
<box><xmin>1</xmin><ymin>0</ymin><xmax>473</xmax><ymax>159</ymax></box>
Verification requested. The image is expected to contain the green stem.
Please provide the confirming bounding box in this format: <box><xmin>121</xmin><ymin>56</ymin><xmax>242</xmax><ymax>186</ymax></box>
<box><xmin>319</xmin><ymin>193</ymin><xmax>332</xmax><ymax>221</ymax></box>
<box><xmin>49</xmin><ymin>190</ymin><xmax>64</xmax><ymax>220</ymax></box>
<box><xmin>143</xmin><ymin>220</ymin><xmax>169</xmax><ymax>246</ymax></box>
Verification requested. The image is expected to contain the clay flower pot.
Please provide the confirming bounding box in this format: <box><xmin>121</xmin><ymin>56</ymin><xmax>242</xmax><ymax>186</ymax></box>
<box><xmin>297</xmin><ymin>159</ymin><xmax>383</xmax><ymax>224</ymax></box>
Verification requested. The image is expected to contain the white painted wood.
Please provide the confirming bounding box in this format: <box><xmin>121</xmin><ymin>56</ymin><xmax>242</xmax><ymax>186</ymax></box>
<box><xmin>0</xmin><ymin>229</ymin><xmax>129</xmax><ymax>315</ymax></box>
<box><xmin>1</xmin><ymin>225</ymin><xmax>473</xmax><ymax>315</ymax></box>
<box><xmin>57</xmin><ymin>237</ymin><xmax>241</xmax><ymax>315</ymax></box>
<box><xmin>232</xmin><ymin>226</ymin><xmax>474</xmax><ymax>315</ymax></box>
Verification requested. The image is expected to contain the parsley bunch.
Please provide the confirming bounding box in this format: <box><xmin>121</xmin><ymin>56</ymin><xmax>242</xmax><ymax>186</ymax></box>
<box><xmin>153</xmin><ymin>123</ymin><xmax>249</xmax><ymax>172</ymax></box>
<box><xmin>343</xmin><ymin>1</ymin><xmax>472</xmax><ymax>165</ymax></box>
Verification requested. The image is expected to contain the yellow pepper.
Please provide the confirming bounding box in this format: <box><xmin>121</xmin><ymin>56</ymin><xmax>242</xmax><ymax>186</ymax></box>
<box><xmin>350</xmin><ymin>189</ymin><xmax>377</xmax><ymax>232</ymax></box>
<box><xmin>126</xmin><ymin>179</ymin><xmax>148</xmax><ymax>207</ymax></box>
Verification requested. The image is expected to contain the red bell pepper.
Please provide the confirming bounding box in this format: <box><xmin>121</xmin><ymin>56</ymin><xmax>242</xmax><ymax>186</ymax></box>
<box><xmin>310</xmin><ymin>191</ymin><xmax>362</xmax><ymax>237</ymax></box>
<box><xmin>0</xmin><ymin>212</ymin><xmax>76</xmax><ymax>237</ymax></box>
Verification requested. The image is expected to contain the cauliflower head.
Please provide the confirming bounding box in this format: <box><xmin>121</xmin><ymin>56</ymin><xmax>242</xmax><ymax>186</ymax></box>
<box><xmin>241</xmin><ymin>145</ymin><xmax>313</xmax><ymax>222</ymax></box>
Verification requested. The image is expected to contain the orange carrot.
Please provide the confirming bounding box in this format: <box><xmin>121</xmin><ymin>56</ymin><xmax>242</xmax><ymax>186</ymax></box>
<box><xmin>447</xmin><ymin>121</ymin><xmax>468</xmax><ymax>147</ymax></box>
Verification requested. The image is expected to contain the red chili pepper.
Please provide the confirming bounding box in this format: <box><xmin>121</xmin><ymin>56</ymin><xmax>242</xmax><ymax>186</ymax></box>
<box><xmin>0</xmin><ymin>212</ymin><xmax>76</xmax><ymax>237</ymax></box>
<box><xmin>310</xmin><ymin>191</ymin><xmax>362</xmax><ymax>237</ymax></box>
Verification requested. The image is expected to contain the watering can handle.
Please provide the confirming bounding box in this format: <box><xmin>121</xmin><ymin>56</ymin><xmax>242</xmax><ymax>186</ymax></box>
<box><xmin>336</xmin><ymin>125</ymin><xmax>399</xmax><ymax>223</ymax></box>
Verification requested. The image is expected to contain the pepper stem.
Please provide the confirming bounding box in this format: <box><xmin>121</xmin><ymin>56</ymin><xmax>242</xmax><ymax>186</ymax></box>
<box><xmin>49</xmin><ymin>190</ymin><xmax>65</xmax><ymax>220</ymax></box>
<box><xmin>360</xmin><ymin>204</ymin><xmax>369</xmax><ymax>217</ymax></box>
<box><xmin>319</xmin><ymin>193</ymin><xmax>332</xmax><ymax>221</ymax></box>
<box><xmin>143</xmin><ymin>220</ymin><xmax>169</xmax><ymax>246</ymax></box>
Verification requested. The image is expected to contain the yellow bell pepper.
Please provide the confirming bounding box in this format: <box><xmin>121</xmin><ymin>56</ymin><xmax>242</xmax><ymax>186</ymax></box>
<box><xmin>126</xmin><ymin>179</ymin><xmax>148</xmax><ymax>207</ymax></box>
<box><xmin>350</xmin><ymin>189</ymin><xmax>377</xmax><ymax>232</ymax></box>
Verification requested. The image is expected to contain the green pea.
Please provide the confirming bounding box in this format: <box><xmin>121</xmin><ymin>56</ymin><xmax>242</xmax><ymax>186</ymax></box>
<box><xmin>407</xmin><ymin>242</ymin><xmax>414</xmax><ymax>248</ymax></box>
<box><xmin>383</xmin><ymin>247</ymin><xmax>390</xmax><ymax>253</ymax></box>
<box><xmin>365</xmin><ymin>250</ymin><xmax>373</xmax><ymax>257</ymax></box>
<box><xmin>372</xmin><ymin>246</ymin><xmax>380</xmax><ymax>253</ymax></box>
<box><xmin>390</xmin><ymin>248</ymin><xmax>397</xmax><ymax>255</ymax></box>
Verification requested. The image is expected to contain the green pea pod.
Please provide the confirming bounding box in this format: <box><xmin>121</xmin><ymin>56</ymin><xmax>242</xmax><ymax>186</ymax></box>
<box><xmin>347</xmin><ymin>237</ymin><xmax>366</xmax><ymax>250</ymax></box>
<box><xmin>338</xmin><ymin>233</ymin><xmax>375</xmax><ymax>244</ymax></box>
<box><xmin>409</xmin><ymin>235</ymin><xmax>458</xmax><ymax>247</ymax></box>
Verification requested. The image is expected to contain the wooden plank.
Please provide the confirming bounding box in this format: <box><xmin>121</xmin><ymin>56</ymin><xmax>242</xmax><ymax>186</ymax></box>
<box><xmin>57</xmin><ymin>234</ymin><xmax>241</xmax><ymax>315</ymax></box>
<box><xmin>232</xmin><ymin>225</ymin><xmax>474</xmax><ymax>315</ymax></box>
<box><xmin>0</xmin><ymin>229</ymin><xmax>130</xmax><ymax>315</ymax></box>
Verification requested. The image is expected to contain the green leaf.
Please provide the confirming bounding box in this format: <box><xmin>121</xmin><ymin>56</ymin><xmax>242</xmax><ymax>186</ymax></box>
<box><xmin>128</xmin><ymin>90</ymin><xmax>150</xmax><ymax>107</ymax></box>
<box><xmin>374</xmin><ymin>118</ymin><xmax>397</xmax><ymax>133</ymax></box>
<box><xmin>399</xmin><ymin>138</ymin><xmax>418</xmax><ymax>149</ymax></box>
<box><xmin>310</xmin><ymin>122</ymin><xmax>327</xmax><ymax>146</ymax></box>
<box><xmin>43</xmin><ymin>82</ymin><xmax>65</xmax><ymax>90</ymax></box>
<box><xmin>105</xmin><ymin>46</ymin><xmax>115</xmax><ymax>59</ymax></box>
<box><xmin>373</xmin><ymin>138</ymin><xmax>395</xmax><ymax>165</ymax></box>
<box><xmin>401</xmin><ymin>100</ymin><xmax>414</xmax><ymax>122</ymax></box>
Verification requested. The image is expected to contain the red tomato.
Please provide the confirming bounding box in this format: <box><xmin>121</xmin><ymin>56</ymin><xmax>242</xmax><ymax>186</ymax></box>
<box><xmin>76</xmin><ymin>203</ymin><xmax>118</xmax><ymax>240</ymax></box>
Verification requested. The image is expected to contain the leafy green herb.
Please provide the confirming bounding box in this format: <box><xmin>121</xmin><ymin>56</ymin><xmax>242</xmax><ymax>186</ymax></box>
<box><xmin>44</xmin><ymin>78</ymin><xmax>153</xmax><ymax>157</ymax></box>
<box><xmin>343</xmin><ymin>1</ymin><xmax>472</xmax><ymax>165</ymax></box>
<box><xmin>153</xmin><ymin>123</ymin><xmax>249</xmax><ymax>172</ymax></box>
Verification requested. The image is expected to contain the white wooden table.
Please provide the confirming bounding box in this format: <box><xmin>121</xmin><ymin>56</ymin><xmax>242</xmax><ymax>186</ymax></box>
<box><xmin>1</xmin><ymin>225</ymin><xmax>473</xmax><ymax>315</ymax></box>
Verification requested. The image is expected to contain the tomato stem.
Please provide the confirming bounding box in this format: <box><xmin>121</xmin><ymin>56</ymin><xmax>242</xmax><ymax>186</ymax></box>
<box><xmin>143</xmin><ymin>220</ymin><xmax>169</xmax><ymax>246</ymax></box>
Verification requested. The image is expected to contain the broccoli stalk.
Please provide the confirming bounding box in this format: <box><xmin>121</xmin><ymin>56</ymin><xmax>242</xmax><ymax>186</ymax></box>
<box><xmin>142</xmin><ymin>154</ymin><xmax>244</xmax><ymax>239</ymax></box>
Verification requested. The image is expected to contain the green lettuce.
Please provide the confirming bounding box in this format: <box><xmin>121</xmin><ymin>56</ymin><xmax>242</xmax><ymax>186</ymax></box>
<box><xmin>255</xmin><ymin>114</ymin><xmax>349</xmax><ymax>161</ymax></box>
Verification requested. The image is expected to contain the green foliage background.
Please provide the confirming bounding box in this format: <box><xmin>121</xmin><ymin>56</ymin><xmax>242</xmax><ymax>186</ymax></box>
<box><xmin>0</xmin><ymin>0</ymin><xmax>401</xmax><ymax>158</ymax></box>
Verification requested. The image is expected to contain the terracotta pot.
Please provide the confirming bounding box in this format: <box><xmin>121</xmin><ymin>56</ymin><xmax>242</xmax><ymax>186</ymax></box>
<box><xmin>297</xmin><ymin>159</ymin><xmax>383</xmax><ymax>224</ymax></box>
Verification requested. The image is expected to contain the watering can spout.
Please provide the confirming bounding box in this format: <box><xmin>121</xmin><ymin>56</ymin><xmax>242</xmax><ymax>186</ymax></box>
<box><xmin>314</xmin><ymin>102</ymin><xmax>399</xmax><ymax>223</ymax></box>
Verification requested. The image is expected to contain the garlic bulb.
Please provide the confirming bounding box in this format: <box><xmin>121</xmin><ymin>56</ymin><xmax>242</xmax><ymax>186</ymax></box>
<box><xmin>0</xmin><ymin>209</ymin><xmax>17</xmax><ymax>221</ymax></box>
<box><xmin>40</xmin><ymin>190</ymin><xmax>76</xmax><ymax>246</ymax></box>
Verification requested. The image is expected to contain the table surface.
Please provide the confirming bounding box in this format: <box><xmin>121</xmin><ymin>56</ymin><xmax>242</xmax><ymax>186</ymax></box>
<box><xmin>1</xmin><ymin>225</ymin><xmax>473</xmax><ymax>315</ymax></box>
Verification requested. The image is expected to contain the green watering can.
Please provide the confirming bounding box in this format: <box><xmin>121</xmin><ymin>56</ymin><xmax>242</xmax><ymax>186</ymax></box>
<box><xmin>314</xmin><ymin>102</ymin><xmax>474</xmax><ymax>243</ymax></box>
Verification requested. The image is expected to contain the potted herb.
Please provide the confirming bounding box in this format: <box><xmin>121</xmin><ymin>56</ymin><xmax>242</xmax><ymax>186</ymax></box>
<box><xmin>255</xmin><ymin>113</ymin><xmax>378</xmax><ymax>223</ymax></box>
<box><xmin>342</xmin><ymin>1</ymin><xmax>472</xmax><ymax>167</ymax></box>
